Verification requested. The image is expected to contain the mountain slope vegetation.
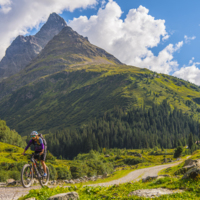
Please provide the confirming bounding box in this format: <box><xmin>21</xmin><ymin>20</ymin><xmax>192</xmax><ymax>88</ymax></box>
<box><xmin>0</xmin><ymin>22</ymin><xmax>200</xmax><ymax>138</ymax></box>
<box><xmin>1</xmin><ymin>64</ymin><xmax>200</xmax><ymax>136</ymax></box>
<box><xmin>0</xmin><ymin>119</ymin><xmax>26</xmax><ymax>147</ymax></box>
<box><xmin>47</xmin><ymin>100</ymin><xmax>199</xmax><ymax>159</ymax></box>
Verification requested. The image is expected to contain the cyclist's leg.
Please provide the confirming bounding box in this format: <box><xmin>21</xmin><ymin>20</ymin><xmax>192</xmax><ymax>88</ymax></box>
<box><xmin>33</xmin><ymin>152</ymin><xmax>40</xmax><ymax>174</ymax></box>
<box><xmin>40</xmin><ymin>151</ymin><xmax>47</xmax><ymax>174</ymax></box>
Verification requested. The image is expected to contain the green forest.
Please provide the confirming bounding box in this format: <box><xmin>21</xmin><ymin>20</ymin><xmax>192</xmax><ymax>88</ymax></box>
<box><xmin>47</xmin><ymin>100</ymin><xmax>200</xmax><ymax>159</ymax></box>
<box><xmin>0</xmin><ymin>119</ymin><xmax>26</xmax><ymax>148</ymax></box>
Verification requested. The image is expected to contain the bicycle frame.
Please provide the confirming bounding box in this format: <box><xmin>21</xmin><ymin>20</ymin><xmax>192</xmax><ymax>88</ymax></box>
<box><xmin>22</xmin><ymin>153</ymin><xmax>49</xmax><ymax>187</ymax></box>
<box><xmin>27</xmin><ymin>153</ymin><xmax>43</xmax><ymax>179</ymax></box>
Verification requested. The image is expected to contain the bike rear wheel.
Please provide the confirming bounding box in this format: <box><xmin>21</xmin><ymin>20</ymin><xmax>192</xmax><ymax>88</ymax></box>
<box><xmin>21</xmin><ymin>164</ymin><xmax>33</xmax><ymax>188</ymax></box>
<box><xmin>39</xmin><ymin>166</ymin><xmax>49</xmax><ymax>186</ymax></box>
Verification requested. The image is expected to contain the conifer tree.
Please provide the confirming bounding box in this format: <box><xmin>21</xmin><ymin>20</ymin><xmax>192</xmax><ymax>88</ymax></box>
<box><xmin>188</xmin><ymin>132</ymin><xmax>194</xmax><ymax>149</ymax></box>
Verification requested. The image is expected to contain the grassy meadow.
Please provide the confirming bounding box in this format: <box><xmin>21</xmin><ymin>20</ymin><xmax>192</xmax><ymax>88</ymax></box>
<box><xmin>19</xmin><ymin>149</ymin><xmax>200</xmax><ymax>200</ymax></box>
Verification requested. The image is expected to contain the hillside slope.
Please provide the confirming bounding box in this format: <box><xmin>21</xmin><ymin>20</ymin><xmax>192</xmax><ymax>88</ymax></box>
<box><xmin>1</xmin><ymin>64</ymin><xmax>200</xmax><ymax>136</ymax></box>
<box><xmin>0</xmin><ymin>22</ymin><xmax>200</xmax><ymax>136</ymax></box>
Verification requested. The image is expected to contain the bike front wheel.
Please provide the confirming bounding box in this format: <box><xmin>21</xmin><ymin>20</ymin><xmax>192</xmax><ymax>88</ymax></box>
<box><xmin>39</xmin><ymin>166</ymin><xmax>49</xmax><ymax>186</ymax></box>
<box><xmin>21</xmin><ymin>164</ymin><xmax>33</xmax><ymax>188</ymax></box>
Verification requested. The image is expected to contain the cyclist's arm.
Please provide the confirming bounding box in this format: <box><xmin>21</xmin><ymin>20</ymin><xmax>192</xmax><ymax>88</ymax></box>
<box><xmin>22</xmin><ymin>139</ymin><xmax>33</xmax><ymax>155</ymax></box>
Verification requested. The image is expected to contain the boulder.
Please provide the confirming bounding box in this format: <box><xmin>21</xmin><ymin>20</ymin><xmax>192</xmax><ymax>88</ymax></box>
<box><xmin>142</xmin><ymin>176</ymin><xmax>158</xmax><ymax>182</ymax></box>
<box><xmin>102</xmin><ymin>173</ymin><xmax>108</xmax><ymax>178</ymax></box>
<box><xmin>183</xmin><ymin>164</ymin><xmax>196</xmax><ymax>170</ymax></box>
<box><xmin>129</xmin><ymin>188</ymin><xmax>183</xmax><ymax>198</ymax></box>
<box><xmin>51</xmin><ymin>180</ymin><xmax>57</xmax><ymax>185</ymax></box>
<box><xmin>47</xmin><ymin>192</ymin><xmax>79</xmax><ymax>200</ymax></box>
<box><xmin>6</xmin><ymin>179</ymin><xmax>15</xmax><ymax>184</ymax></box>
<box><xmin>142</xmin><ymin>175</ymin><xmax>170</xmax><ymax>182</ymax></box>
<box><xmin>69</xmin><ymin>180</ymin><xmax>75</xmax><ymax>184</ymax></box>
<box><xmin>157</xmin><ymin>175</ymin><xmax>170</xmax><ymax>179</ymax></box>
<box><xmin>183</xmin><ymin>159</ymin><xmax>200</xmax><ymax>168</ymax></box>
<box><xmin>64</xmin><ymin>180</ymin><xmax>69</xmax><ymax>184</ymax></box>
<box><xmin>182</xmin><ymin>167</ymin><xmax>200</xmax><ymax>179</ymax></box>
<box><xmin>32</xmin><ymin>178</ymin><xmax>39</xmax><ymax>184</ymax></box>
<box><xmin>7</xmin><ymin>180</ymin><xmax>17</xmax><ymax>186</ymax></box>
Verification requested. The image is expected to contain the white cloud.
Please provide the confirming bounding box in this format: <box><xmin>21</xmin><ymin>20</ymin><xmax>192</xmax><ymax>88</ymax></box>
<box><xmin>134</xmin><ymin>41</ymin><xmax>183</xmax><ymax>74</ymax></box>
<box><xmin>0</xmin><ymin>0</ymin><xmax>97</xmax><ymax>59</ymax></box>
<box><xmin>69</xmin><ymin>0</ymin><xmax>182</xmax><ymax>74</ymax></box>
<box><xmin>184</xmin><ymin>35</ymin><xmax>196</xmax><ymax>43</ymax></box>
<box><xmin>0</xmin><ymin>0</ymin><xmax>11</xmax><ymax>13</ymax></box>
<box><xmin>189</xmin><ymin>57</ymin><xmax>194</xmax><ymax>65</ymax></box>
<box><xmin>173</xmin><ymin>59</ymin><xmax>200</xmax><ymax>85</ymax></box>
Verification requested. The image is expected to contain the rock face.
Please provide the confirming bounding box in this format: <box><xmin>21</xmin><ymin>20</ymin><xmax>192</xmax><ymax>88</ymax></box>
<box><xmin>178</xmin><ymin>159</ymin><xmax>200</xmax><ymax>179</ymax></box>
<box><xmin>182</xmin><ymin>167</ymin><xmax>200</xmax><ymax>179</ymax></box>
<box><xmin>0</xmin><ymin>13</ymin><xmax>67</xmax><ymax>79</ymax></box>
<box><xmin>47</xmin><ymin>192</ymin><xmax>79</xmax><ymax>200</ymax></box>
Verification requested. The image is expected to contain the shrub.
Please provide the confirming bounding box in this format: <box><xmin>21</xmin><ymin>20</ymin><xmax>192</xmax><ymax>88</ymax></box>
<box><xmin>0</xmin><ymin>170</ymin><xmax>8</xmax><ymax>182</ymax></box>
<box><xmin>124</xmin><ymin>157</ymin><xmax>144</xmax><ymax>165</ymax></box>
<box><xmin>47</xmin><ymin>164</ymin><xmax>57</xmax><ymax>180</ymax></box>
<box><xmin>9</xmin><ymin>171</ymin><xmax>20</xmax><ymax>180</ymax></box>
<box><xmin>56</xmin><ymin>167</ymin><xmax>71</xmax><ymax>180</ymax></box>
<box><xmin>174</xmin><ymin>146</ymin><xmax>183</xmax><ymax>158</ymax></box>
<box><xmin>70</xmin><ymin>164</ymin><xmax>88</xmax><ymax>179</ymax></box>
<box><xmin>46</xmin><ymin>151</ymin><xmax>56</xmax><ymax>161</ymax></box>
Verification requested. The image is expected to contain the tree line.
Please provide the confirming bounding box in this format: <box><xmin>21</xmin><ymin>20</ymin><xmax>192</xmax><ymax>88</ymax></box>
<box><xmin>46</xmin><ymin>100</ymin><xmax>200</xmax><ymax>159</ymax></box>
<box><xmin>0</xmin><ymin>119</ymin><xmax>26</xmax><ymax>147</ymax></box>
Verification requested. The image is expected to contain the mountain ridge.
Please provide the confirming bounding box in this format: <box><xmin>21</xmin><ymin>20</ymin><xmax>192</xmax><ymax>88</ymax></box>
<box><xmin>0</xmin><ymin>25</ymin><xmax>122</xmax><ymax>100</ymax></box>
<box><xmin>0</xmin><ymin>13</ymin><xmax>67</xmax><ymax>79</ymax></box>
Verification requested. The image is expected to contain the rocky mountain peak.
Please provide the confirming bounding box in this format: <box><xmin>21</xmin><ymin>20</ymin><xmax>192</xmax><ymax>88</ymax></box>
<box><xmin>0</xmin><ymin>13</ymin><xmax>67</xmax><ymax>79</ymax></box>
<box><xmin>35</xmin><ymin>13</ymin><xmax>67</xmax><ymax>41</ymax></box>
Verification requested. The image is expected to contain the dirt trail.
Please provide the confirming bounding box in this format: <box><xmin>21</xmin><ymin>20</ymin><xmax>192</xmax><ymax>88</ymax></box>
<box><xmin>0</xmin><ymin>160</ymin><xmax>186</xmax><ymax>200</ymax></box>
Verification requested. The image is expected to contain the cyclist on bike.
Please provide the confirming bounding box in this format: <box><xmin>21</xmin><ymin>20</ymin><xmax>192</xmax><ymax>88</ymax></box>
<box><xmin>22</xmin><ymin>131</ymin><xmax>47</xmax><ymax>176</ymax></box>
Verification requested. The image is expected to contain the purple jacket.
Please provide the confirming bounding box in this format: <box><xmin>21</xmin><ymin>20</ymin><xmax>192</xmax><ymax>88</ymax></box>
<box><xmin>25</xmin><ymin>137</ymin><xmax>44</xmax><ymax>152</ymax></box>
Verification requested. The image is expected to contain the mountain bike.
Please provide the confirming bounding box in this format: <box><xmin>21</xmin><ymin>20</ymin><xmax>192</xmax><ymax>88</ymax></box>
<box><xmin>21</xmin><ymin>153</ymin><xmax>49</xmax><ymax>188</ymax></box>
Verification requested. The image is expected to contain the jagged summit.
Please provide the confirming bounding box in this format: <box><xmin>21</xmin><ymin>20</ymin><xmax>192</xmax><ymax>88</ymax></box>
<box><xmin>0</xmin><ymin>13</ymin><xmax>67</xmax><ymax>79</ymax></box>
<box><xmin>35</xmin><ymin>13</ymin><xmax>67</xmax><ymax>43</ymax></box>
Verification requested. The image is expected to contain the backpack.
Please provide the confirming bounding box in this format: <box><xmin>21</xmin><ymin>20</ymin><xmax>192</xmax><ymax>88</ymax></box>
<box><xmin>38</xmin><ymin>133</ymin><xmax>47</xmax><ymax>151</ymax></box>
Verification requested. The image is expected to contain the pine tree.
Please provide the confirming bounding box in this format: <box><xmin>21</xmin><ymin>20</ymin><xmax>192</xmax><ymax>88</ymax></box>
<box><xmin>188</xmin><ymin>132</ymin><xmax>194</xmax><ymax>149</ymax></box>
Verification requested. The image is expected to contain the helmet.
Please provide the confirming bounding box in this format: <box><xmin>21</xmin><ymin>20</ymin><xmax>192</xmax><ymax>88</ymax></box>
<box><xmin>30</xmin><ymin>131</ymin><xmax>38</xmax><ymax>136</ymax></box>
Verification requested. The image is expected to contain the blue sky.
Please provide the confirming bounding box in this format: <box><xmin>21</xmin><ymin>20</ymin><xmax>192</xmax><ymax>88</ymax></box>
<box><xmin>58</xmin><ymin>0</ymin><xmax>200</xmax><ymax>69</ymax></box>
<box><xmin>0</xmin><ymin>0</ymin><xmax>200</xmax><ymax>85</ymax></box>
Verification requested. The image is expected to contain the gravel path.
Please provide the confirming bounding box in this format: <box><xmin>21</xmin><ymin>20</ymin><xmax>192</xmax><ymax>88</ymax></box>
<box><xmin>0</xmin><ymin>160</ymin><xmax>185</xmax><ymax>200</ymax></box>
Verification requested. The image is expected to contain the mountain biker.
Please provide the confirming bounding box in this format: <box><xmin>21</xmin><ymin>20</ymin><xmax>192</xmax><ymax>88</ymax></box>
<box><xmin>22</xmin><ymin>131</ymin><xmax>47</xmax><ymax>176</ymax></box>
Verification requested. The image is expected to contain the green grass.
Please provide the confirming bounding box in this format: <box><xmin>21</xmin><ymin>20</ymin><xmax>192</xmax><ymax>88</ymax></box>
<box><xmin>19</xmin><ymin>177</ymin><xmax>200</xmax><ymax>200</ymax></box>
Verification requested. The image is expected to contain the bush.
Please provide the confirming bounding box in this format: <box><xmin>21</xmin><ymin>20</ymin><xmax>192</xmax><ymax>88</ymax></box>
<box><xmin>174</xmin><ymin>146</ymin><xmax>183</xmax><ymax>158</ymax></box>
<box><xmin>46</xmin><ymin>151</ymin><xmax>56</xmax><ymax>161</ymax></box>
<box><xmin>70</xmin><ymin>164</ymin><xmax>88</xmax><ymax>179</ymax></box>
<box><xmin>124</xmin><ymin>157</ymin><xmax>144</xmax><ymax>165</ymax></box>
<box><xmin>0</xmin><ymin>170</ymin><xmax>8</xmax><ymax>182</ymax></box>
<box><xmin>9</xmin><ymin>171</ymin><xmax>20</xmax><ymax>180</ymax></box>
<box><xmin>56</xmin><ymin>167</ymin><xmax>71</xmax><ymax>180</ymax></box>
<box><xmin>47</xmin><ymin>164</ymin><xmax>57</xmax><ymax>180</ymax></box>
